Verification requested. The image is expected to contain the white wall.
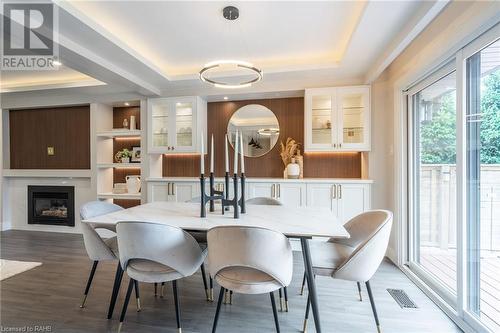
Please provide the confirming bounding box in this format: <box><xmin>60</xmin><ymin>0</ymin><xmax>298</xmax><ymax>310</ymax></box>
<box><xmin>369</xmin><ymin>1</ymin><xmax>500</xmax><ymax>263</ymax></box>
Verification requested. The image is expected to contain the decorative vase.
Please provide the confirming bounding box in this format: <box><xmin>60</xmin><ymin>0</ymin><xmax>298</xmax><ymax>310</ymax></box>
<box><xmin>295</xmin><ymin>152</ymin><xmax>304</xmax><ymax>179</ymax></box>
<box><xmin>125</xmin><ymin>175</ymin><xmax>141</xmax><ymax>194</ymax></box>
<box><xmin>123</xmin><ymin>118</ymin><xmax>128</xmax><ymax>129</ymax></box>
<box><xmin>130</xmin><ymin>115</ymin><xmax>136</xmax><ymax>130</ymax></box>
<box><xmin>286</xmin><ymin>158</ymin><xmax>300</xmax><ymax>179</ymax></box>
<box><xmin>121</xmin><ymin>157</ymin><xmax>129</xmax><ymax>164</ymax></box>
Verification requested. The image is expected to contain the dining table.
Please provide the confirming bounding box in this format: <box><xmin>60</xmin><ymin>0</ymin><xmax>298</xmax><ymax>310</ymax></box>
<box><xmin>83</xmin><ymin>201</ymin><xmax>350</xmax><ymax>333</ymax></box>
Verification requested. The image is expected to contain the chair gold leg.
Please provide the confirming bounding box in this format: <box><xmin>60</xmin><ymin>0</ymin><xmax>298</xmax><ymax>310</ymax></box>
<box><xmin>205</xmin><ymin>288</ymin><xmax>210</xmax><ymax>301</ymax></box>
<box><xmin>229</xmin><ymin>291</ymin><xmax>233</xmax><ymax>304</ymax></box>
<box><xmin>285</xmin><ymin>300</ymin><xmax>289</xmax><ymax>312</ymax></box>
<box><xmin>136</xmin><ymin>297</ymin><xmax>141</xmax><ymax>312</ymax></box>
<box><xmin>210</xmin><ymin>288</ymin><xmax>214</xmax><ymax>302</ymax></box>
<box><xmin>160</xmin><ymin>282</ymin><xmax>165</xmax><ymax>298</ymax></box>
<box><xmin>80</xmin><ymin>294</ymin><xmax>88</xmax><ymax>308</ymax></box>
<box><xmin>117</xmin><ymin>322</ymin><xmax>123</xmax><ymax>333</ymax></box>
<box><xmin>302</xmin><ymin>318</ymin><xmax>308</xmax><ymax>333</ymax></box>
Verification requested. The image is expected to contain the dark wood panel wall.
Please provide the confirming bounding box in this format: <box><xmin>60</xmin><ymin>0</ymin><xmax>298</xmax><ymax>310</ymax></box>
<box><xmin>113</xmin><ymin>106</ymin><xmax>141</xmax><ymax>130</ymax></box>
<box><xmin>9</xmin><ymin>106</ymin><xmax>90</xmax><ymax>169</ymax></box>
<box><xmin>163</xmin><ymin>98</ymin><xmax>361</xmax><ymax>178</ymax></box>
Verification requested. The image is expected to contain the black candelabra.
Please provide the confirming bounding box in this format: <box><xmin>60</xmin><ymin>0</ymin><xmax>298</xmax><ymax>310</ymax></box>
<box><xmin>199</xmin><ymin>172</ymin><xmax>224</xmax><ymax>218</ymax></box>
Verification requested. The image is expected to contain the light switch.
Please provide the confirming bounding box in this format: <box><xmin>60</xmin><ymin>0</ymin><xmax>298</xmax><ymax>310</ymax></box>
<box><xmin>47</xmin><ymin>147</ymin><xmax>55</xmax><ymax>155</ymax></box>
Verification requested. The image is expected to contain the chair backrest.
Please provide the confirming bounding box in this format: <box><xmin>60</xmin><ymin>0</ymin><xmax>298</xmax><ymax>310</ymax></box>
<box><xmin>333</xmin><ymin>210</ymin><xmax>393</xmax><ymax>282</ymax></box>
<box><xmin>246</xmin><ymin>197</ymin><xmax>283</xmax><ymax>206</ymax></box>
<box><xmin>207</xmin><ymin>226</ymin><xmax>293</xmax><ymax>287</ymax></box>
<box><xmin>116</xmin><ymin>221</ymin><xmax>204</xmax><ymax>277</ymax></box>
<box><xmin>80</xmin><ymin>201</ymin><xmax>123</xmax><ymax>261</ymax></box>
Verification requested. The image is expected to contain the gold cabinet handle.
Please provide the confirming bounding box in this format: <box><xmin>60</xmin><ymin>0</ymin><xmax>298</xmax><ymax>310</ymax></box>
<box><xmin>277</xmin><ymin>184</ymin><xmax>281</xmax><ymax>199</ymax></box>
<box><xmin>172</xmin><ymin>183</ymin><xmax>175</xmax><ymax>196</ymax></box>
<box><xmin>167</xmin><ymin>183</ymin><xmax>171</xmax><ymax>196</ymax></box>
<box><xmin>271</xmin><ymin>184</ymin><xmax>275</xmax><ymax>198</ymax></box>
<box><xmin>332</xmin><ymin>184</ymin><xmax>337</xmax><ymax>199</ymax></box>
<box><xmin>338</xmin><ymin>184</ymin><xmax>342</xmax><ymax>199</ymax></box>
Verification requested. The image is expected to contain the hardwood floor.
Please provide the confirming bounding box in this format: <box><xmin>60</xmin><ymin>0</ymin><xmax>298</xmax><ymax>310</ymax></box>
<box><xmin>1</xmin><ymin>230</ymin><xmax>461</xmax><ymax>333</ymax></box>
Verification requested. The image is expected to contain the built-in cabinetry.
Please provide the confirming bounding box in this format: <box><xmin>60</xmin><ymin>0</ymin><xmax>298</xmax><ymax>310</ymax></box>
<box><xmin>147</xmin><ymin>178</ymin><xmax>371</xmax><ymax>224</ymax></box>
<box><xmin>306</xmin><ymin>182</ymin><xmax>370</xmax><ymax>223</ymax></box>
<box><xmin>94</xmin><ymin>103</ymin><xmax>143</xmax><ymax>203</ymax></box>
<box><xmin>148</xmin><ymin>96</ymin><xmax>207</xmax><ymax>154</ymax></box>
<box><xmin>305</xmin><ymin>85</ymin><xmax>370</xmax><ymax>152</ymax></box>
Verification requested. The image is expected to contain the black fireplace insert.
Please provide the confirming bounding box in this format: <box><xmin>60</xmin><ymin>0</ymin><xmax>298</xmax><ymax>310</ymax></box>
<box><xmin>28</xmin><ymin>186</ymin><xmax>75</xmax><ymax>227</ymax></box>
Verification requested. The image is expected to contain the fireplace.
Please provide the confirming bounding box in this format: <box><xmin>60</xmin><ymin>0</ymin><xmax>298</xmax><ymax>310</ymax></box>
<box><xmin>28</xmin><ymin>186</ymin><xmax>75</xmax><ymax>227</ymax></box>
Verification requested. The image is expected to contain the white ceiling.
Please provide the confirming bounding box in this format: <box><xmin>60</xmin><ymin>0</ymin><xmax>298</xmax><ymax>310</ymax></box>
<box><xmin>67</xmin><ymin>1</ymin><xmax>367</xmax><ymax>77</ymax></box>
<box><xmin>1</xmin><ymin>0</ymin><xmax>448</xmax><ymax>103</ymax></box>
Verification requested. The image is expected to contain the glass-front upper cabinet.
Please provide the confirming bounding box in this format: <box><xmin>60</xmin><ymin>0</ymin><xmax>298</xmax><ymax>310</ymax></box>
<box><xmin>305</xmin><ymin>87</ymin><xmax>337</xmax><ymax>150</ymax></box>
<box><xmin>148</xmin><ymin>96</ymin><xmax>207</xmax><ymax>154</ymax></box>
<box><xmin>337</xmin><ymin>86</ymin><xmax>370</xmax><ymax>150</ymax></box>
<box><xmin>305</xmin><ymin>86</ymin><xmax>370</xmax><ymax>152</ymax></box>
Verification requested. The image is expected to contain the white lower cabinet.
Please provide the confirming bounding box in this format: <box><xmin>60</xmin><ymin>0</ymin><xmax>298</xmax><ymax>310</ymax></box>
<box><xmin>149</xmin><ymin>181</ymin><xmax>199</xmax><ymax>203</ymax></box>
<box><xmin>247</xmin><ymin>182</ymin><xmax>305</xmax><ymax>207</ymax></box>
<box><xmin>306</xmin><ymin>182</ymin><xmax>371</xmax><ymax>224</ymax></box>
<box><xmin>148</xmin><ymin>180</ymin><xmax>371</xmax><ymax>223</ymax></box>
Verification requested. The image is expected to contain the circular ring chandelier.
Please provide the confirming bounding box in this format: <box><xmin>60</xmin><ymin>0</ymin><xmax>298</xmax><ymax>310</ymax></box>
<box><xmin>199</xmin><ymin>60</ymin><xmax>263</xmax><ymax>89</ymax></box>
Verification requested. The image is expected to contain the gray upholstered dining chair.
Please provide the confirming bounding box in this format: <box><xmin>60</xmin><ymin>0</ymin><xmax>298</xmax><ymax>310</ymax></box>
<box><xmin>79</xmin><ymin>201</ymin><xmax>141</xmax><ymax>314</ymax></box>
<box><xmin>115</xmin><ymin>221</ymin><xmax>207</xmax><ymax>333</ymax></box>
<box><xmin>301</xmin><ymin>210</ymin><xmax>393</xmax><ymax>333</ymax></box>
<box><xmin>207</xmin><ymin>226</ymin><xmax>293</xmax><ymax>333</ymax></box>
<box><xmin>245</xmin><ymin>196</ymin><xmax>290</xmax><ymax>311</ymax></box>
<box><xmin>246</xmin><ymin>196</ymin><xmax>282</xmax><ymax>206</ymax></box>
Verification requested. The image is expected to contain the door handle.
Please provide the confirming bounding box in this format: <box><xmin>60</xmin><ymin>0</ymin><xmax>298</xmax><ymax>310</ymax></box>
<box><xmin>271</xmin><ymin>184</ymin><xmax>275</xmax><ymax>198</ymax></box>
<box><xmin>332</xmin><ymin>184</ymin><xmax>337</xmax><ymax>199</ymax></box>
<box><xmin>338</xmin><ymin>184</ymin><xmax>342</xmax><ymax>199</ymax></box>
<box><xmin>277</xmin><ymin>184</ymin><xmax>281</xmax><ymax>199</ymax></box>
<box><xmin>167</xmin><ymin>183</ymin><xmax>171</xmax><ymax>196</ymax></box>
<box><xmin>172</xmin><ymin>183</ymin><xmax>175</xmax><ymax>196</ymax></box>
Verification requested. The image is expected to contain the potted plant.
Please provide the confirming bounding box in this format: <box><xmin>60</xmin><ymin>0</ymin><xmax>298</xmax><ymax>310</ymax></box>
<box><xmin>115</xmin><ymin>148</ymin><xmax>132</xmax><ymax>163</ymax></box>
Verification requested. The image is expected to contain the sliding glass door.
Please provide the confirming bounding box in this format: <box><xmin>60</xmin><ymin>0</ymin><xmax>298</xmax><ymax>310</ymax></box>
<box><xmin>408</xmin><ymin>28</ymin><xmax>499</xmax><ymax>333</ymax></box>
<box><xmin>409</xmin><ymin>67</ymin><xmax>458</xmax><ymax>302</ymax></box>
<box><xmin>465</xmin><ymin>39</ymin><xmax>500</xmax><ymax>332</ymax></box>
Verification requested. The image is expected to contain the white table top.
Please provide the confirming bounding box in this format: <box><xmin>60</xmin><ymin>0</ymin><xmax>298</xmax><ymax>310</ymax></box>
<box><xmin>83</xmin><ymin>202</ymin><xmax>349</xmax><ymax>239</ymax></box>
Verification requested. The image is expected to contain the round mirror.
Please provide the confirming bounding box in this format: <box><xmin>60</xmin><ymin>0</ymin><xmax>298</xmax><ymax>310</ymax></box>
<box><xmin>227</xmin><ymin>104</ymin><xmax>280</xmax><ymax>158</ymax></box>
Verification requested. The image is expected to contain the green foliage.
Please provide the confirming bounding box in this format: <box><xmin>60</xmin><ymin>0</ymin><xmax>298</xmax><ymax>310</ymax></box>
<box><xmin>420</xmin><ymin>70</ymin><xmax>500</xmax><ymax>164</ymax></box>
<box><xmin>480</xmin><ymin>71</ymin><xmax>500</xmax><ymax>164</ymax></box>
<box><xmin>420</xmin><ymin>92</ymin><xmax>456</xmax><ymax>164</ymax></box>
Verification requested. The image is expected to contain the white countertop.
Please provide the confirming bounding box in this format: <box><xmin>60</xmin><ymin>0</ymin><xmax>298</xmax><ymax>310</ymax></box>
<box><xmin>83</xmin><ymin>201</ymin><xmax>349</xmax><ymax>239</ymax></box>
<box><xmin>146</xmin><ymin>177</ymin><xmax>373</xmax><ymax>184</ymax></box>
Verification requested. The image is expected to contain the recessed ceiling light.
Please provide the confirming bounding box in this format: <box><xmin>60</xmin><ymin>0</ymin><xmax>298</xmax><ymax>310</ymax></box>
<box><xmin>176</xmin><ymin>102</ymin><xmax>181</xmax><ymax>106</ymax></box>
<box><xmin>53</xmin><ymin>60</ymin><xmax>62</xmax><ymax>66</ymax></box>
<box><xmin>223</xmin><ymin>96</ymin><xmax>228</xmax><ymax>100</ymax></box>
<box><xmin>124</xmin><ymin>102</ymin><xmax>130</xmax><ymax>106</ymax></box>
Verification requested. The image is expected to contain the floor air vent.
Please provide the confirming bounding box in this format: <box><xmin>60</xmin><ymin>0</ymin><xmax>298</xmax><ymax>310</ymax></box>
<box><xmin>387</xmin><ymin>289</ymin><xmax>418</xmax><ymax>309</ymax></box>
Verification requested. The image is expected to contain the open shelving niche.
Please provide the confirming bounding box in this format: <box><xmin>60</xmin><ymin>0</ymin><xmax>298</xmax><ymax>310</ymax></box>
<box><xmin>93</xmin><ymin>103</ymin><xmax>144</xmax><ymax>208</ymax></box>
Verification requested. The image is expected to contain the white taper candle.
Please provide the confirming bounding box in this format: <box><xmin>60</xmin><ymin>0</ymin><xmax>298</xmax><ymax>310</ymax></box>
<box><xmin>210</xmin><ymin>134</ymin><xmax>214</xmax><ymax>173</ymax></box>
<box><xmin>233</xmin><ymin>131</ymin><xmax>238</xmax><ymax>175</ymax></box>
<box><xmin>240</xmin><ymin>131</ymin><xmax>245</xmax><ymax>173</ymax></box>
<box><xmin>225</xmin><ymin>133</ymin><xmax>229</xmax><ymax>173</ymax></box>
<box><xmin>200</xmin><ymin>132</ymin><xmax>204</xmax><ymax>175</ymax></box>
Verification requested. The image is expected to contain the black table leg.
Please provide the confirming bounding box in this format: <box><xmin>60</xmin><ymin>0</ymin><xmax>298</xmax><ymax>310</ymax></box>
<box><xmin>107</xmin><ymin>262</ymin><xmax>123</xmax><ymax>319</ymax></box>
<box><xmin>300</xmin><ymin>237</ymin><xmax>322</xmax><ymax>333</ymax></box>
